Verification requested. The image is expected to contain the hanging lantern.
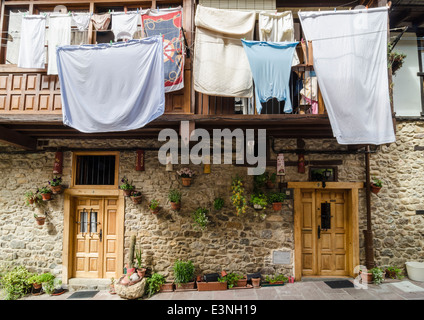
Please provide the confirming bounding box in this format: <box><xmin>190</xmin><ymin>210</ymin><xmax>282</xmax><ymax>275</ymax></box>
<box><xmin>53</xmin><ymin>151</ymin><xmax>63</xmax><ymax>174</ymax></box>
<box><xmin>203</xmin><ymin>155</ymin><xmax>211</xmax><ymax>174</ymax></box>
<box><xmin>135</xmin><ymin>149</ymin><xmax>145</xmax><ymax>171</ymax></box>
<box><xmin>298</xmin><ymin>154</ymin><xmax>305</xmax><ymax>173</ymax></box>
<box><xmin>166</xmin><ymin>152</ymin><xmax>173</xmax><ymax>171</ymax></box>
<box><xmin>277</xmin><ymin>153</ymin><xmax>285</xmax><ymax>176</ymax></box>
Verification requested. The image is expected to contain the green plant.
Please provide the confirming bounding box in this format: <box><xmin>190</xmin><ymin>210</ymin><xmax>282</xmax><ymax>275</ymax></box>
<box><xmin>250</xmin><ymin>193</ymin><xmax>268</xmax><ymax>209</ymax></box>
<box><xmin>146</xmin><ymin>273</ymin><xmax>166</xmax><ymax>297</ymax></box>
<box><xmin>192</xmin><ymin>207</ymin><xmax>209</xmax><ymax>230</ymax></box>
<box><xmin>268</xmin><ymin>192</ymin><xmax>286</xmax><ymax>203</ymax></box>
<box><xmin>231</xmin><ymin>175</ymin><xmax>247</xmax><ymax>216</ymax></box>
<box><xmin>219</xmin><ymin>272</ymin><xmax>243</xmax><ymax>289</ymax></box>
<box><xmin>135</xmin><ymin>247</ymin><xmax>144</xmax><ymax>269</ymax></box>
<box><xmin>385</xmin><ymin>266</ymin><xmax>404</xmax><ymax>280</ymax></box>
<box><xmin>48</xmin><ymin>176</ymin><xmax>62</xmax><ymax>187</ymax></box>
<box><xmin>172</xmin><ymin>260</ymin><xmax>195</xmax><ymax>286</ymax></box>
<box><xmin>149</xmin><ymin>199</ymin><xmax>159</xmax><ymax>210</ymax></box>
<box><xmin>131</xmin><ymin>191</ymin><xmax>142</xmax><ymax>197</ymax></box>
<box><xmin>267</xmin><ymin>172</ymin><xmax>277</xmax><ymax>183</ymax></box>
<box><xmin>0</xmin><ymin>266</ymin><xmax>34</xmax><ymax>300</ymax></box>
<box><xmin>120</xmin><ymin>177</ymin><xmax>135</xmax><ymax>191</ymax></box>
<box><xmin>24</xmin><ymin>190</ymin><xmax>42</xmax><ymax>206</ymax></box>
<box><xmin>28</xmin><ymin>272</ymin><xmax>55</xmax><ymax>285</ymax></box>
<box><xmin>370</xmin><ymin>267</ymin><xmax>385</xmax><ymax>285</ymax></box>
<box><xmin>253</xmin><ymin>173</ymin><xmax>268</xmax><ymax>191</ymax></box>
<box><xmin>39</xmin><ymin>186</ymin><xmax>52</xmax><ymax>194</ymax></box>
<box><xmin>388</xmin><ymin>43</ymin><xmax>407</xmax><ymax>76</ymax></box>
<box><xmin>168</xmin><ymin>189</ymin><xmax>182</xmax><ymax>203</ymax></box>
<box><xmin>213</xmin><ymin>197</ymin><xmax>224</xmax><ymax>210</ymax></box>
<box><xmin>265</xmin><ymin>274</ymin><xmax>288</xmax><ymax>284</ymax></box>
<box><xmin>42</xmin><ymin>277</ymin><xmax>61</xmax><ymax>295</ymax></box>
<box><xmin>372</xmin><ymin>177</ymin><xmax>382</xmax><ymax>188</ymax></box>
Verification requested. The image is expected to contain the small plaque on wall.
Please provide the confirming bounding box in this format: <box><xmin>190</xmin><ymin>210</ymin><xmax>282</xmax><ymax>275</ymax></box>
<box><xmin>273</xmin><ymin>251</ymin><xmax>291</xmax><ymax>265</ymax></box>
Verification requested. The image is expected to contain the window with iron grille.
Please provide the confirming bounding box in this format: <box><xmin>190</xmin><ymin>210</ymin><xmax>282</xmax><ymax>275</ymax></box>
<box><xmin>74</xmin><ymin>154</ymin><xmax>116</xmax><ymax>185</ymax></box>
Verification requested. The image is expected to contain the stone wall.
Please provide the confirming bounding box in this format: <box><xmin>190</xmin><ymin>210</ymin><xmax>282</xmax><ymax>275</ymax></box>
<box><xmin>0</xmin><ymin>121</ymin><xmax>423</xmax><ymax>280</ymax></box>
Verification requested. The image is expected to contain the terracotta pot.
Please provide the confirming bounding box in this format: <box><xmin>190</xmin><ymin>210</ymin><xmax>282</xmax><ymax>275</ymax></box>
<box><xmin>236</xmin><ymin>277</ymin><xmax>247</xmax><ymax>287</ymax></box>
<box><xmin>159</xmin><ymin>282</ymin><xmax>174</xmax><ymax>292</ymax></box>
<box><xmin>122</xmin><ymin>189</ymin><xmax>132</xmax><ymax>197</ymax></box>
<box><xmin>171</xmin><ymin>202</ymin><xmax>181</xmax><ymax>211</ymax></box>
<box><xmin>33</xmin><ymin>283</ymin><xmax>42</xmax><ymax>290</ymax></box>
<box><xmin>175</xmin><ymin>281</ymin><xmax>195</xmax><ymax>290</ymax></box>
<box><xmin>272</xmin><ymin>202</ymin><xmax>282</xmax><ymax>211</ymax></box>
<box><xmin>41</xmin><ymin>193</ymin><xmax>52</xmax><ymax>201</ymax></box>
<box><xmin>35</xmin><ymin>217</ymin><xmax>46</xmax><ymax>225</ymax></box>
<box><xmin>136</xmin><ymin>268</ymin><xmax>146</xmax><ymax>278</ymax></box>
<box><xmin>370</xmin><ymin>184</ymin><xmax>381</xmax><ymax>194</ymax></box>
<box><xmin>251</xmin><ymin>278</ymin><xmax>261</xmax><ymax>288</ymax></box>
<box><xmin>127</xmin><ymin>267</ymin><xmax>136</xmax><ymax>275</ymax></box>
<box><xmin>266</xmin><ymin>181</ymin><xmax>275</xmax><ymax>189</ymax></box>
<box><xmin>197</xmin><ymin>281</ymin><xmax>227</xmax><ymax>291</ymax></box>
<box><xmin>181</xmin><ymin>177</ymin><xmax>192</xmax><ymax>187</ymax></box>
<box><xmin>360</xmin><ymin>271</ymin><xmax>373</xmax><ymax>284</ymax></box>
<box><xmin>50</xmin><ymin>185</ymin><xmax>62</xmax><ymax>194</ymax></box>
<box><xmin>150</xmin><ymin>207</ymin><xmax>160</xmax><ymax>214</ymax></box>
<box><xmin>131</xmin><ymin>195</ymin><xmax>142</xmax><ymax>204</ymax></box>
<box><xmin>28</xmin><ymin>198</ymin><xmax>35</xmax><ymax>205</ymax></box>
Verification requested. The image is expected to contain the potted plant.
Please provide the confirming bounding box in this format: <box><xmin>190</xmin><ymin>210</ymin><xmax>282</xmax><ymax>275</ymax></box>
<box><xmin>385</xmin><ymin>266</ymin><xmax>404</xmax><ymax>280</ymax></box>
<box><xmin>173</xmin><ymin>259</ymin><xmax>195</xmax><ymax>290</ymax></box>
<box><xmin>48</xmin><ymin>176</ymin><xmax>63</xmax><ymax>194</ymax></box>
<box><xmin>370</xmin><ymin>177</ymin><xmax>382</xmax><ymax>194</ymax></box>
<box><xmin>192</xmin><ymin>207</ymin><xmax>209</xmax><ymax>231</ymax></box>
<box><xmin>28</xmin><ymin>272</ymin><xmax>56</xmax><ymax>295</ymax></box>
<box><xmin>0</xmin><ymin>266</ymin><xmax>33</xmax><ymax>300</ymax></box>
<box><xmin>120</xmin><ymin>177</ymin><xmax>135</xmax><ymax>196</ymax></box>
<box><xmin>251</xmin><ymin>277</ymin><xmax>261</xmax><ymax>288</ymax></box>
<box><xmin>250</xmin><ymin>193</ymin><xmax>268</xmax><ymax>210</ymax></box>
<box><xmin>130</xmin><ymin>191</ymin><xmax>142</xmax><ymax>204</ymax></box>
<box><xmin>197</xmin><ymin>273</ymin><xmax>227</xmax><ymax>291</ymax></box>
<box><xmin>360</xmin><ymin>267</ymin><xmax>385</xmax><ymax>285</ymax></box>
<box><xmin>264</xmin><ymin>274</ymin><xmax>288</xmax><ymax>285</ymax></box>
<box><xmin>219</xmin><ymin>272</ymin><xmax>245</xmax><ymax>289</ymax></box>
<box><xmin>266</xmin><ymin>172</ymin><xmax>277</xmax><ymax>189</ymax></box>
<box><xmin>34</xmin><ymin>214</ymin><xmax>46</xmax><ymax>226</ymax></box>
<box><xmin>177</xmin><ymin>167</ymin><xmax>195</xmax><ymax>187</ymax></box>
<box><xmin>268</xmin><ymin>192</ymin><xmax>286</xmax><ymax>211</ymax></box>
<box><xmin>213</xmin><ymin>197</ymin><xmax>224</xmax><ymax>211</ymax></box>
<box><xmin>24</xmin><ymin>191</ymin><xmax>42</xmax><ymax>206</ymax></box>
<box><xmin>149</xmin><ymin>199</ymin><xmax>160</xmax><ymax>214</ymax></box>
<box><xmin>231</xmin><ymin>175</ymin><xmax>247</xmax><ymax>216</ymax></box>
<box><xmin>168</xmin><ymin>189</ymin><xmax>182</xmax><ymax>211</ymax></box>
<box><xmin>146</xmin><ymin>273</ymin><xmax>168</xmax><ymax>297</ymax></box>
<box><xmin>135</xmin><ymin>248</ymin><xmax>146</xmax><ymax>278</ymax></box>
<box><xmin>39</xmin><ymin>186</ymin><xmax>52</xmax><ymax>201</ymax></box>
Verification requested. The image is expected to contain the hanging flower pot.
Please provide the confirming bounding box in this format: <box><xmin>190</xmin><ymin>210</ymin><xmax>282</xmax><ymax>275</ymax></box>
<box><xmin>272</xmin><ymin>202</ymin><xmax>283</xmax><ymax>211</ymax></box>
<box><xmin>149</xmin><ymin>199</ymin><xmax>160</xmax><ymax>214</ymax></box>
<box><xmin>39</xmin><ymin>187</ymin><xmax>52</xmax><ymax>201</ymax></box>
<box><xmin>130</xmin><ymin>192</ymin><xmax>142</xmax><ymax>204</ymax></box>
<box><xmin>181</xmin><ymin>177</ymin><xmax>192</xmax><ymax>187</ymax></box>
<box><xmin>48</xmin><ymin>176</ymin><xmax>63</xmax><ymax>194</ymax></box>
<box><xmin>370</xmin><ymin>177</ymin><xmax>382</xmax><ymax>194</ymax></box>
<box><xmin>120</xmin><ymin>177</ymin><xmax>135</xmax><ymax>196</ymax></box>
<box><xmin>34</xmin><ymin>215</ymin><xmax>46</xmax><ymax>225</ymax></box>
<box><xmin>171</xmin><ymin>202</ymin><xmax>181</xmax><ymax>211</ymax></box>
<box><xmin>49</xmin><ymin>185</ymin><xmax>63</xmax><ymax>195</ymax></box>
<box><xmin>168</xmin><ymin>190</ymin><xmax>181</xmax><ymax>211</ymax></box>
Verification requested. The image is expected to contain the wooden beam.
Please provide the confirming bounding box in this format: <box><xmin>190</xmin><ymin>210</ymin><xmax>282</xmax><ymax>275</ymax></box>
<box><xmin>0</xmin><ymin>125</ymin><xmax>37</xmax><ymax>150</ymax></box>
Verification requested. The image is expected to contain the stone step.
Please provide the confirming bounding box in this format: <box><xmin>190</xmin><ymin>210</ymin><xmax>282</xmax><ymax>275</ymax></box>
<box><xmin>67</xmin><ymin>278</ymin><xmax>111</xmax><ymax>291</ymax></box>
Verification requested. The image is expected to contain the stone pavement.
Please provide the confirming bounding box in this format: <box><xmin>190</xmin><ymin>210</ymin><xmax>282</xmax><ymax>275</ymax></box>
<box><xmin>19</xmin><ymin>278</ymin><xmax>424</xmax><ymax>300</ymax></box>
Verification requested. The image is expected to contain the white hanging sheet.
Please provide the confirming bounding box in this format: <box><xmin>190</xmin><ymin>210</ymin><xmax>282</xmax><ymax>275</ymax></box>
<box><xmin>47</xmin><ymin>14</ymin><xmax>71</xmax><ymax>75</ymax></box>
<box><xmin>194</xmin><ymin>5</ymin><xmax>256</xmax><ymax>97</ymax></box>
<box><xmin>57</xmin><ymin>37</ymin><xmax>165</xmax><ymax>133</ymax></box>
<box><xmin>72</xmin><ymin>13</ymin><xmax>91</xmax><ymax>31</ymax></box>
<box><xmin>299</xmin><ymin>7</ymin><xmax>395</xmax><ymax>145</ymax></box>
<box><xmin>18</xmin><ymin>15</ymin><xmax>46</xmax><ymax>69</ymax></box>
<box><xmin>111</xmin><ymin>12</ymin><xmax>139</xmax><ymax>41</ymax></box>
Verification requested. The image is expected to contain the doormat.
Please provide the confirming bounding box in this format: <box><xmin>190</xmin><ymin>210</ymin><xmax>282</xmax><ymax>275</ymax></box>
<box><xmin>67</xmin><ymin>290</ymin><xmax>99</xmax><ymax>299</ymax></box>
<box><xmin>324</xmin><ymin>280</ymin><xmax>354</xmax><ymax>289</ymax></box>
<box><xmin>390</xmin><ymin>281</ymin><xmax>424</xmax><ymax>293</ymax></box>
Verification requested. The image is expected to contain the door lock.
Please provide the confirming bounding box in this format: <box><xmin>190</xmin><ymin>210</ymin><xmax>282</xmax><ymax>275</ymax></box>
<box><xmin>99</xmin><ymin>229</ymin><xmax>102</xmax><ymax>242</ymax></box>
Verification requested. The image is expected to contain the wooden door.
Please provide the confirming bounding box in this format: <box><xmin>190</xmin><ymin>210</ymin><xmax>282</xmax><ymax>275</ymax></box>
<box><xmin>73</xmin><ymin>197</ymin><xmax>118</xmax><ymax>279</ymax></box>
<box><xmin>300</xmin><ymin>189</ymin><xmax>349</xmax><ymax>277</ymax></box>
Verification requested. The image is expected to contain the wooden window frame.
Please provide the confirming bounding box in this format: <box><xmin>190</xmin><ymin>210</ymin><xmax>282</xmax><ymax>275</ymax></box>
<box><xmin>71</xmin><ymin>151</ymin><xmax>120</xmax><ymax>189</ymax></box>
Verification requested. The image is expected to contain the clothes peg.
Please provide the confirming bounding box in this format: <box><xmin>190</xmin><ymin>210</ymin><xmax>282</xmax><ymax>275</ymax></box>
<box><xmin>109</xmin><ymin>9</ymin><xmax>111</xmax><ymax>13</ymax></box>
<box><xmin>334</xmin><ymin>8</ymin><xmax>337</xmax><ymax>12</ymax></box>
<box><xmin>124</xmin><ymin>8</ymin><xmax>127</xmax><ymax>14</ymax></box>
<box><xmin>110</xmin><ymin>40</ymin><xmax>113</xmax><ymax>45</ymax></box>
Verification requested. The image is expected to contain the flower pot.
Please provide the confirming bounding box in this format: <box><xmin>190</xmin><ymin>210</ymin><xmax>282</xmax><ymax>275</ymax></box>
<box><xmin>181</xmin><ymin>177</ymin><xmax>192</xmax><ymax>187</ymax></box>
<box><xmin>360</xmin><ymin>271</ymin><xmax>373</xmax><ymax>284</ymax></box>
<box><xmin>136</xmin><ymin>268</ymin><xmax>146</xmax><ymax>278</ymax></box>
<box><xmin>50</xmin><ymin>185</ymin><xmax>63</xmax><ymax>194</ymax></box>
<box><xmin>251</xmin><ymin>278</ymin><xmax>261</xmax><ymax>288</ymax></box>
<box><xmin>35</xmin><ymin>217</ymin><xmax>46</xmax><ymax>225</ymax></box>
<box><xmin>236</xmin><ymin>277</ymin><xmax>248</xmax><ymax>287</ymax></box>
<box><xmin>131</xmin><ymin>195</ymin><xmax>142</xmax><ymax>204</ymax></box>
<box><xmin>370</xmin><ymin>184</ymin><xmax>381</xmax><ymax>194</ymax></box>
<box><xmin>41</xmin><ymin>193</ymin><xmax>52</xmax><ymax>201</ymax></box>
<box><xmin>175</xmin><ymin>281</ymin><xmax>195</xmax><ymax>291</ymax></box>
<box><xmin>266</xmin><ymin>181</ymin><xmax>275</xmax><ymax>189</ymax></box>
<box><xmin>150</xmin><ymin>207</ymin><xmax>160</xmax><ymax>214</ymax></box>
<box><xmin>159</xmin><ymin>282</ymin><xmax>174</xmax><ymax>292</ymax></box>
<box><xmin>122</xmin><ymin>189</ymin><xmax>132</xmax><ymax>197</ymax></box>
<box><xmin>28</xmin><ymin>198</ymin><xmax>35</xmax><ymax>205</ymax></box>
<box><xmin>272</xmin><ymin>202</ymin><xmax>282</xmax><ymax>211</ymax></box>
<box><xmin>127</xmin><ymin>267</ymin><xmax>136</xmax><ymax>276</ymax></box>
<box><xmin>197</xmin><ymin>281</ymin><xmax>227</xmax><ymax>291</ymax></box>
<box><xmin>171</xmin><ymin>202</ymin><xmax>181</xmax><ymax>211</ymax></box>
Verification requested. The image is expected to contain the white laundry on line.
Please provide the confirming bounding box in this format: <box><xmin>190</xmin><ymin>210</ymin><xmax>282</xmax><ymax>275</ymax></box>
<box><xmin>18</xmin><ymin>15</ymin><xmax>46</xmax><ymax>69</ymax></box>
<box><xmin>111</xmin><ymin>12</ymin><xmax>139</xmax><ymax>41</ymax></box>
<box><xmin>47</xmin><ymin>14</ymin><xmax>71</xmax><ymax>75</ymax></box>
<box><xmin>299</xmin><ymin>7</ymin><xmax>396</xmax><ymax>145</ymax></box>
<box><xmin>56</xmin><ymin>37</ymin><xmax>165</xmax><ymax>133</ymax></box>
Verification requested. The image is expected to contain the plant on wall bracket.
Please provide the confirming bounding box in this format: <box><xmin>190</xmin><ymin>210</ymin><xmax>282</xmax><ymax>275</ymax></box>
<box><xmin>231</xmin><ymin>175</ymin><xmax>247</xmax><ymax>216</ymax></box>
<box><xmin>192</xmin><ymin>207</ymin><xmax>209</xmax><ymax>231</ymax></box>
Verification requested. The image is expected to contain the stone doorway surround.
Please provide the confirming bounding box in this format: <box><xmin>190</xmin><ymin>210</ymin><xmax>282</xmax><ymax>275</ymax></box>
<box><xmin>288</xmin><ymin>182</ymin><xmax>363</xmax><ymax>281</ymax></box>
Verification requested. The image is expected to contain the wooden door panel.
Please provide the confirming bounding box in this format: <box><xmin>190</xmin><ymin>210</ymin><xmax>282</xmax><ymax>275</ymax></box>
<box><xmin>300</xmin><ymin>190</ymin><xmax>316</xmax><ymax>276</ymax></box>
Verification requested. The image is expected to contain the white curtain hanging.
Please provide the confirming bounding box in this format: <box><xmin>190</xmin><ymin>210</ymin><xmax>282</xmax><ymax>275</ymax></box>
<box><xmin>57</xmin><ymin>37</ymin><xmax>165</xmax><ymax>133</ymax></box>
<box><xmin>17</xmin><ymin>15</ymin><xmax>46</xmax><ymax>69</ymax></box>
<box><xmin>299</xmin><ymin>7</ymin><xmax>396</xmax><ymax>145</ymax></box>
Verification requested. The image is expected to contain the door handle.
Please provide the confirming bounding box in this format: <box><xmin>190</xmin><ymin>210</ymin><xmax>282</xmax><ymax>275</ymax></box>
<box><xmin>318</xmin><ymin>225</ymin><xmax>321</xmax><ymax>239</ymax></box>
<box><xmin>99</xmin><ymin>229</ymin><xmax>102</xmax><ymax>242</ymax></box>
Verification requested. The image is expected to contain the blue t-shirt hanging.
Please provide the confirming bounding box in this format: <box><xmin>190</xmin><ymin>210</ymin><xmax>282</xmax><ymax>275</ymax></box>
<box><xmin>242</xmin><ymin>40</ymin><xmax>298</xmax><ymax>114</ymax></box>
